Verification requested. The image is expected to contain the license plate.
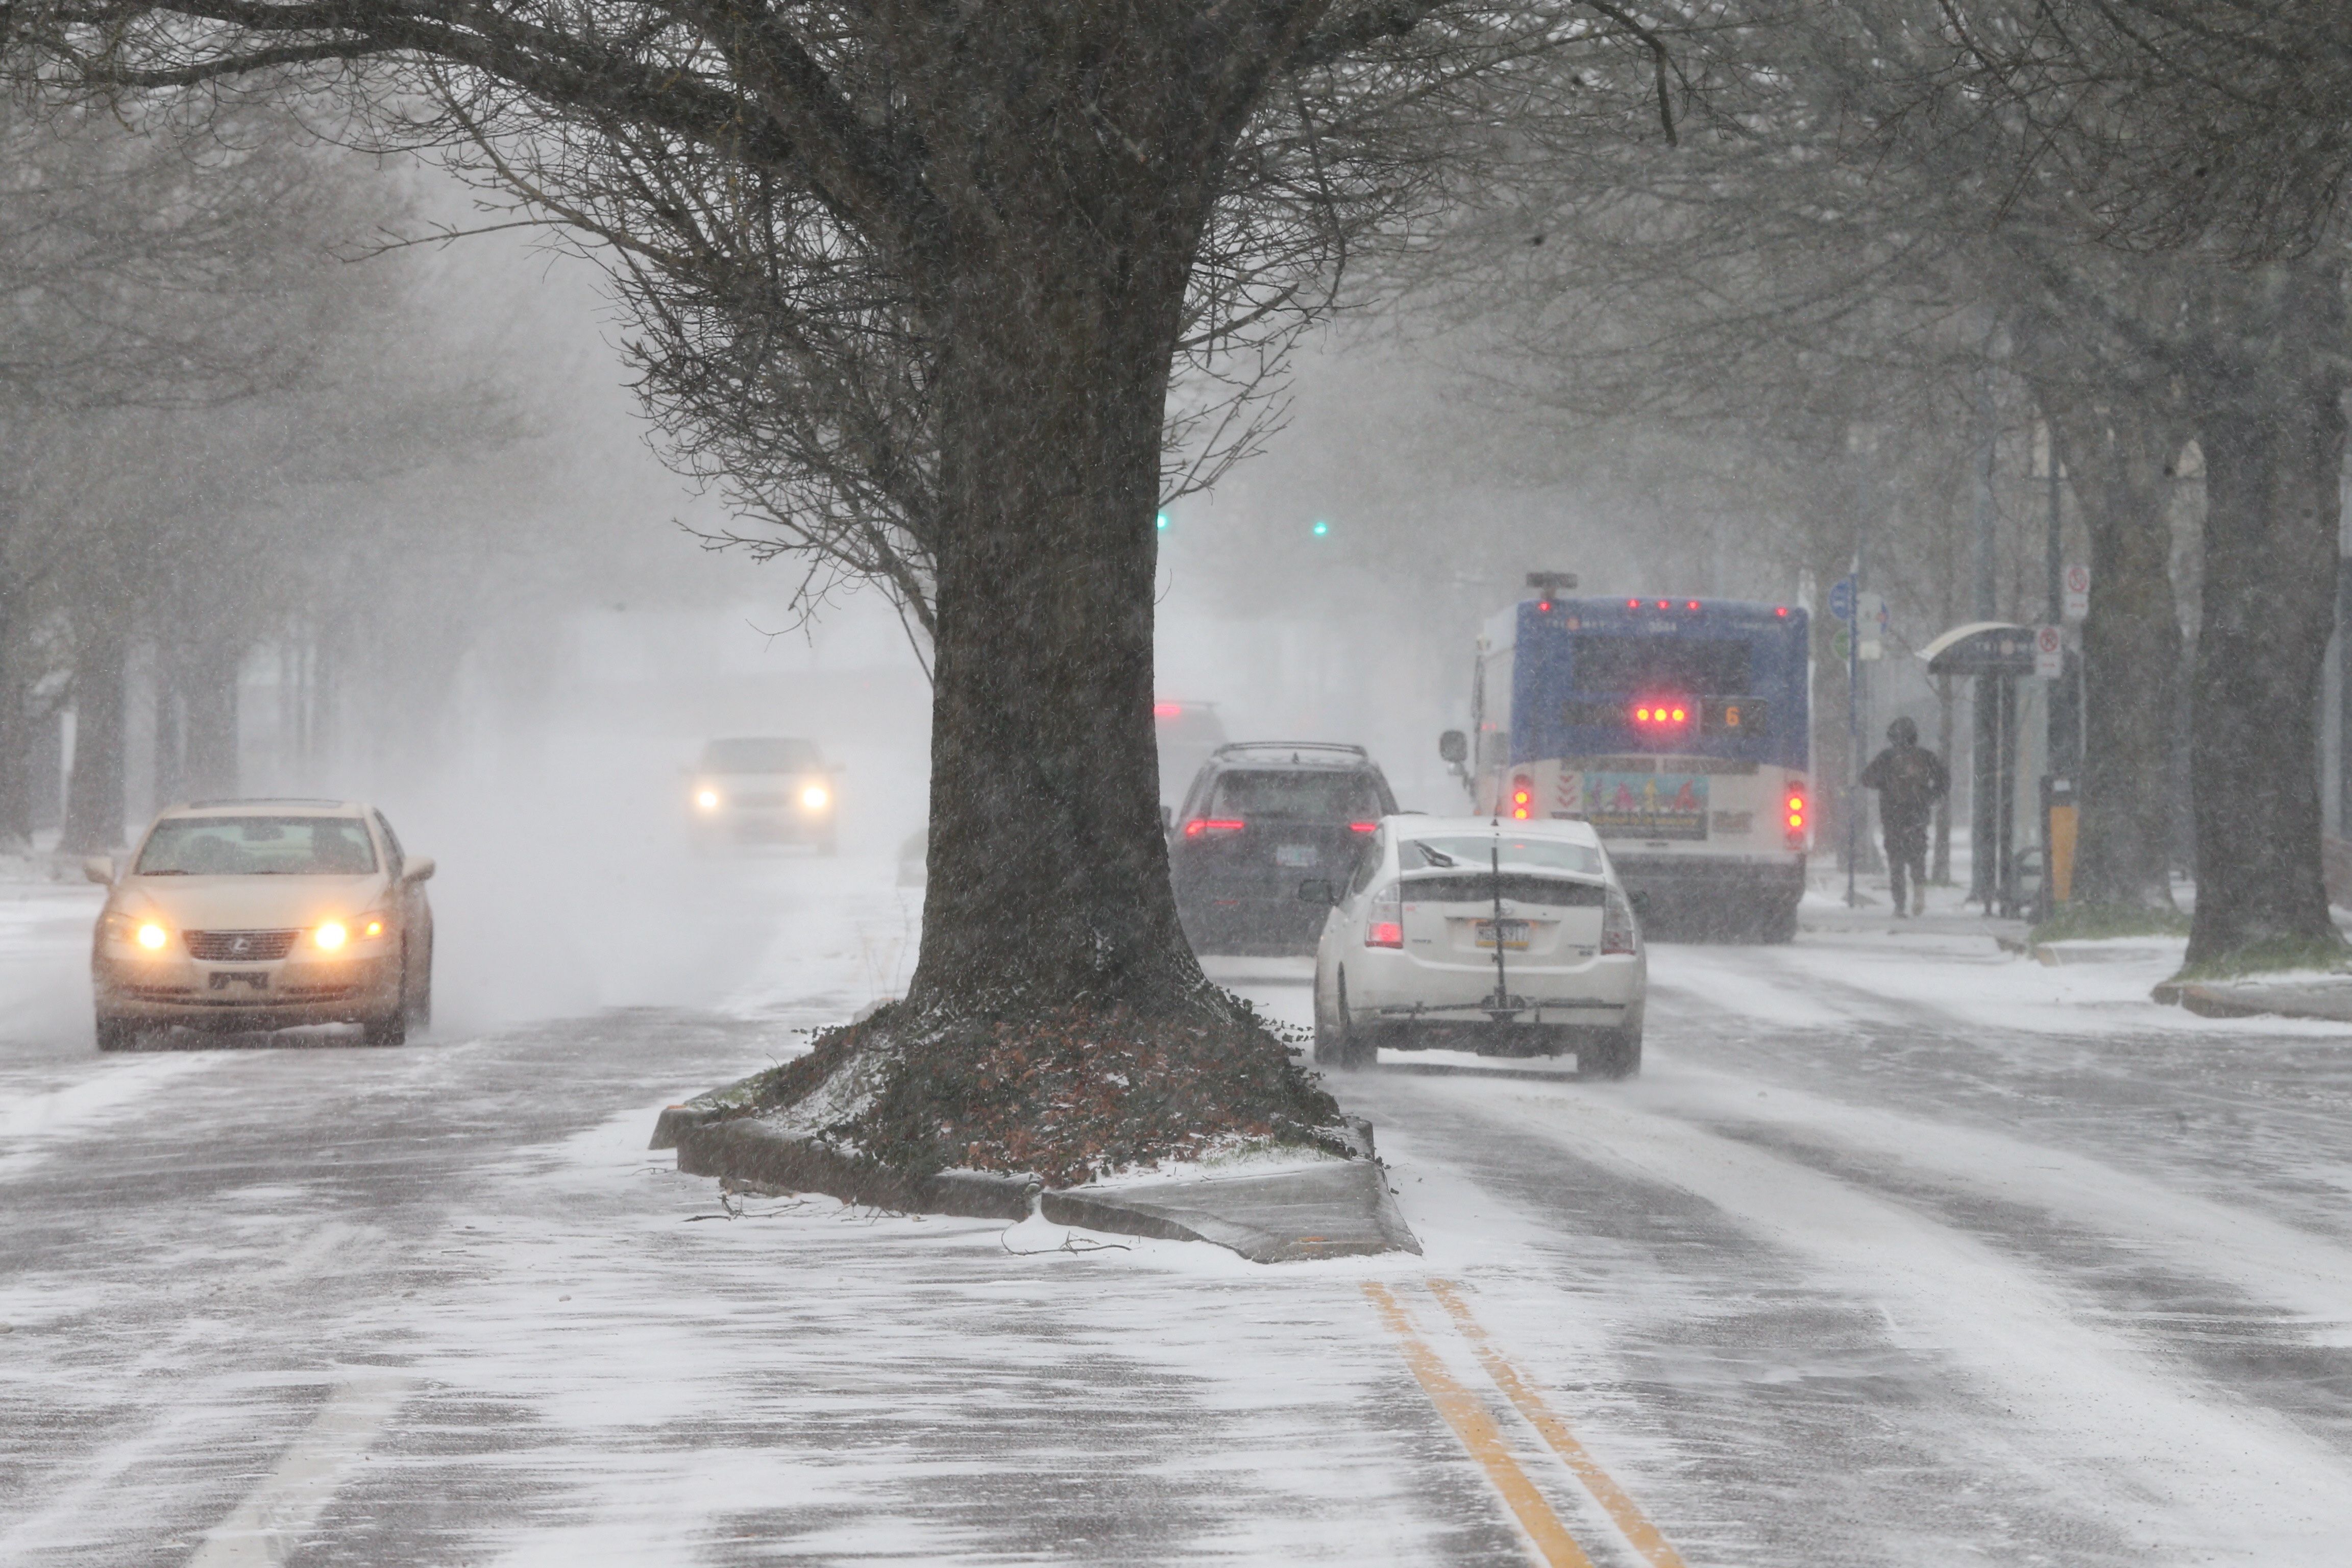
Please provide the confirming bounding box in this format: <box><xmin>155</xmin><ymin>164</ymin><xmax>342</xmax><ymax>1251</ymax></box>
<box><xmin>1275</xmin><ymin>844</ymin><xmax>1319</xmax><ymax>868</ymax></box>
<box><xmin>209</xmin><ymin>971</ymin><xmax>268</xmax><ymax>991</ymax></box>
<box><xmin>1474</xmin><ymin>919</ymin><xmax>1532</xmax><ymax>950</ymax></box>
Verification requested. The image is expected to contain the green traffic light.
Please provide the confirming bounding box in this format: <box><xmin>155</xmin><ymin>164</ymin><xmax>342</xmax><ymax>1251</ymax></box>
<box><xmin>1156</xmin><ymin>512</ymin><xmax>1170</xmax><ymax>531</ymax></box>
<box><xmin>1311</xmin><ymin>520</ymin><xmax>1329</xmax><ymax>537</ymax></box>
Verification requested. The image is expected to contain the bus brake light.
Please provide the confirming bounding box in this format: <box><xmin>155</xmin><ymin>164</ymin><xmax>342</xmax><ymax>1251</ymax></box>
<box><xmin>1632</xmin><ymin>700</ymin><xmax>1689</xmax><ymax>727</ymax></box>
<box><xmin>1784</xmin><ymin>789</ymin><xmax>1807</xmax><ymax>843</ymax></box>
<box><xmin>1509</xmin><ymin>777</ymin><xmax>1535</xmax><ymax>820</ymax></box>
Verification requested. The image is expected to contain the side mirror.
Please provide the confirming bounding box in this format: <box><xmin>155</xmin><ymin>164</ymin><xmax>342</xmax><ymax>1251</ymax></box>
<box><xmin>402</xmin><ymin>856</ymin><xmax>437</xmax><ymax>885</ymax></box>
<box><xmin>83</xmin><ymin>855</ymin><xmax>114</xmax><ymax>885</ymax></box>
<box><xmin>1297</xmin><ymin>878</ymin><xmax>1338</xmax><ymax>906</ymax></box>
<box><xmin>1438</xmin><ymin>730</ymin><xmax>1468</xmax><ymax>765</ymax></box>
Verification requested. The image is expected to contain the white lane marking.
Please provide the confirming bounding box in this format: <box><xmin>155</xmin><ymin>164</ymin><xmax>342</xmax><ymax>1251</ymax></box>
<box><xmin>1442</xmin><ymin>1076</ymin><xmax>2352</xmax><ymax>1561</ymax></box>
<box><xmin>187</xmin><ymin>1374</ymin><xmax>414</xmax><ymax>1566</ymax></box>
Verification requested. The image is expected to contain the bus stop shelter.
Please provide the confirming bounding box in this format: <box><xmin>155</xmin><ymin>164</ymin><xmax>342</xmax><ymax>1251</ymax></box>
<box><xmin>1920</xmin><ymin>622</ymin><xmax>2036</xmax><ymax>917</ymax></box>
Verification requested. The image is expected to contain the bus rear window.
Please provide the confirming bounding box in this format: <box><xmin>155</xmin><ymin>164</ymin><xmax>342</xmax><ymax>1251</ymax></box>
<box><xmin>1570</xmin><ymin>636</ymin><xmax>1751</xmax><ymax>694</ymax></box>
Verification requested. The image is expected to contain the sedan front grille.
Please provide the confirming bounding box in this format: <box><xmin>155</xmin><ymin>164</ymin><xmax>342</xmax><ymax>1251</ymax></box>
<box><xmin>185</xmin><ymin>929</ymin><xmax>301</xmax><ymax>962</ymax></box>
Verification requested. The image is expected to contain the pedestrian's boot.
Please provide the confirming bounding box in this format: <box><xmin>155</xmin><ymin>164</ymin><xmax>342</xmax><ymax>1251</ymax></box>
<box><xmin>1912</xmin><ymin>885</ymin><xmax>1927</xmax><ymax>917</ymax></box>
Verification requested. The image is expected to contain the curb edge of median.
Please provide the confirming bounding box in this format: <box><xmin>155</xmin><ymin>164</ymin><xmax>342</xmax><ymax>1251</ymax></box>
<box><xmin>664</xmin><ymin>1103</ymin><xmax>1418</xmax><ymax>1262</ymax></box>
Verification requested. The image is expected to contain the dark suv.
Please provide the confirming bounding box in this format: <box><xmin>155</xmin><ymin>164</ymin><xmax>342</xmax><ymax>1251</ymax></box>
<box><xmin>1169</xmin><ymin>742</ymin><xmax>1400</xmax><ymax>955</ymax></box>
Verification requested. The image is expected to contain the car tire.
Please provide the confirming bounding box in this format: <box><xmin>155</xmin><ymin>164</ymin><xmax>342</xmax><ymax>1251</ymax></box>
<box><xmin>1315</xmin><ymin>971</ymin><xmax>1378</xmax><ymax>1070</ymax></box>
<box><xmin>1754</xmin><ymin>896</ymin><xmax>1800</xmax><ymax>944</ymax></box>
<box><xmin>404</xmin><ymin>936</ymin><xmax>433</xmax><ymax>1031</ymax></box>
<box><xmin>1581</xmin><ymin>1023</ymin><xmax>1642</xmax><ymax>1080</ymax></box>
<box><xmin>95</xmin><ymin>1015</ymin><xmax>138</xmax><ymax>1052</ymax></box>
<box><xmin>362</xmin><ymin>966</ymin><xmax>408</xmax><ymax>1046</ymax></box>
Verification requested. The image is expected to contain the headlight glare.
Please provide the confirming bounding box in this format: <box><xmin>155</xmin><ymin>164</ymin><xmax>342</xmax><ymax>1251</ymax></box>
<box><xmin>314</xmin><ymin>921</ymin><xmax>349</xmax><ymax>952</ymax></box>
<box><xmin>695</xmin><ymin>788</ymin><xmax>720</xmax><ymax>811</ymax></box>
<box><xmin>136</xmin><ymin>922</ymin><xmax>168</xmax><ymax>951</ymax></box>
<box><xmin>801</xmin><ymin>783</ymin><xmax>829</xmax><ymax>810</ymax></box>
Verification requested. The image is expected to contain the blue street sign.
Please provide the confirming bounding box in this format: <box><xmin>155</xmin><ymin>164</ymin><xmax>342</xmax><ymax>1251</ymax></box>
<box><xmin>1828</xmin><ymin>576</ymin><xmax>1856</xmax><ymax>622</ymax></box>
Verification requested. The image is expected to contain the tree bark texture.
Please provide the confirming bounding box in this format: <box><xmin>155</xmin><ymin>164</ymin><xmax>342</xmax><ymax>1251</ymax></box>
<box><xmin>2182</xmin><ymin>262</ymin><xmax>2348</xmax><ymax>964</ymax></box>
<box><xmin>60</xmin><ymin>619</ymin><xmax>125</xmax><ymax>853</ymax></box>
<box><xmin>908</xmin><ymin>58</ymin><xmax>1224</xmax><ymax>1020</ymax></box>
<box><xmin>2043</xmin><ymin>392</ymin><xmax>2185</xmax><ymax>908</ymax></box>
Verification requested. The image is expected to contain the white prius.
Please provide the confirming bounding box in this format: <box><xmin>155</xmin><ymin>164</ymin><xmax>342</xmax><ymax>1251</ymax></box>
<box><xmin>1301</xmin><ymin>815</ymin><xmax>1646</xmax><ymax>1077</ymax></box>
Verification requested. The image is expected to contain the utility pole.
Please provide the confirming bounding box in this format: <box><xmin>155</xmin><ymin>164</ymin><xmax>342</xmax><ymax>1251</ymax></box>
<box><xmin>1968</xmin><ymin>335</ymin><xmax>2000</xmax><ymax>905</ymax></box>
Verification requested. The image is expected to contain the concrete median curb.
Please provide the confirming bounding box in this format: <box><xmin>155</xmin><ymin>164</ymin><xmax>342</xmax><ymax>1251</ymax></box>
<box><xmin>2154</xmin><ymin>978</ymin><xmax>2352</xmax><ymax>1023</ymax></box>
<box><xmin>658</xmin><ymin>1095</ymin><xmax>1419</xmax><ymax>1261</ymax></box>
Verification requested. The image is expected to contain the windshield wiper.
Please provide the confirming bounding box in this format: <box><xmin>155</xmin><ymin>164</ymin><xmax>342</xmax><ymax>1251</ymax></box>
<box><xmin>1413</xmin><ymin>845</ymin><xmax>1459</xmax><ymax>868</ymax></box>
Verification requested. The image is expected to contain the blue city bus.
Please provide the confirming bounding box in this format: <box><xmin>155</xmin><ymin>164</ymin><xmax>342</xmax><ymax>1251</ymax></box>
<box><xmin>1469</xmin><ymin>595</ymin><xmax>1812</xmax><ymax>941</ymax></box>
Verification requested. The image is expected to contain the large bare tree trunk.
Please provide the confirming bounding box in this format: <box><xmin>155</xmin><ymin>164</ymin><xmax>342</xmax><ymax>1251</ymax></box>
<box><xmin>2043</xmin><ymin>391</ymin><xmax>2185</xmax><ymax>908</ymax></box>
<box><xmin>2182</xmin><ymin>262</ymin><xmax>2347</xmax><ymax>965</ymax></box>
<box><xmin>910</xmin><ymin>135</ymin><xmax>1218</xmax><ymax>1021</ymax></box>
<box><xmin>60</xmin><ymin>620</ymin><xmax>127</xmax><ymax>853</ymax></box>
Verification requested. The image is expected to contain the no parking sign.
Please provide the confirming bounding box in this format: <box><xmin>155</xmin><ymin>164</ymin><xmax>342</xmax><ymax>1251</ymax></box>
<box><xmin>2035</xmin><ymin>625</ymin><xmax>2064</xmax><ymax>679</ymax></box>
<box><xmin>2062</xmin><ymin>563</ymin><xmax>2089</xmax><ymax>623</ymax></box>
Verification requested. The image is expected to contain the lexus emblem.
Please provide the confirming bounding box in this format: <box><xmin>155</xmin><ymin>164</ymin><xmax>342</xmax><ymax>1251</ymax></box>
<box><xmin>231</xmin><ymin>937</ymin><xmax>251</xmax><ymax>957</ymax></box>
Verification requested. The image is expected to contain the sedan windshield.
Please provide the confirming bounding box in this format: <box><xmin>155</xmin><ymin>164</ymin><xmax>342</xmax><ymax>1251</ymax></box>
<box><xmin>1405</xmin><ymin>836</ymin><xmax>1603</xmax><ymax>876</ymax></box>
<box><xmin>700</xmin><ymin>738</ymin><xmax>822</xmax><ymax>774</ymax></box>
<box><xmin>135</xmin><ymin>817</ymin><xmax>379</xmax><ymax>876</ymax></box>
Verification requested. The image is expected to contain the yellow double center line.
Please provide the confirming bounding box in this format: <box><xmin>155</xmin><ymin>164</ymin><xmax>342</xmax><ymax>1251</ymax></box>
<box><xmin>1363</xmin><ymin>1280</ymin><xmax>1688</xmax><ymax>1568</ymax></box>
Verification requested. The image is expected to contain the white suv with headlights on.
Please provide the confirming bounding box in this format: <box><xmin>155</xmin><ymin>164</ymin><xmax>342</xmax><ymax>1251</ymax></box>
<box><xmin>1301</xmin><ymin>815</ymin><xmax>1646</xmax><ymax>1077</ymax></box>
<box><xmin>688</xmin><ymin>737</ymin><xmax>839</xmax><ymax>853</ymax></box>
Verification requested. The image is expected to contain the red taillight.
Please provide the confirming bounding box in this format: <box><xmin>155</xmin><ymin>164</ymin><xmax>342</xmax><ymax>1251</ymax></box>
<box><xmin>1784</xmin><ymin>789</ymin><xmax>1807</xmax><ymax>843</ymax></box>
<box><xmin>1537</xmin><ymin>600</ymin><xmax>1551</xmax><ymax>612</ymax></box>
<box><xmin>1632</xmin><ymin>699</ymin><xmax>1690</xmax><ymax>728</ymax></box>
<box><xmin>1775</xmin><ymin>606</ymin><xmax>1790</xmax><ymax>617</ymax></box>
<box><xmin>1349</xmin><ymin>821</ymin><xmax>1378</xmax><ymax>834</ymax></box>
<box><xmin>1602</xmin><ymin>884</ymin><xmax>1638</xmax><ymax>954</ymax></box>
<box><xmin>1183</xmin><ymin>818</ymin><xmax>1245</xmax><ymax>838</ymax></box>
<box><xmin>1686</xmin><ymin>600</ymin><xmax>1700</xmax><ymax>610</ymax></box>
<box><xmin>1626</xmin><ymin>598</ymin><xmax>1640</xmax><ymax>609</ymax></box>
<box><xmin>1365</xmin><ymin>883</ymin><xmax>1404</xmax><ymax>948</ymax></box>
<box><xmin>1367</xmin><ymin>921</ymin><xmax>1404</xmax><ymax>948</ymax></box>
<box><xmin>1153</xmin><ymin>702</ymin><xmax>1181</xmax><ymax>718</ymax></box>
<box><xmin>1510</xmin><ymin>776</ymin><xmax>1535</xmax><ymax>821</ymax></box>
<box><xmin>1656</xmin><ymin>599</ymin><xmax>1669</xmax><ymax>609</ymax></box>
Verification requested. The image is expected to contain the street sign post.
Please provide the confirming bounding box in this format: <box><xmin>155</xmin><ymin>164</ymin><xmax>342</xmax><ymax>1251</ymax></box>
<box><xmin>2035</xmin><ymin>625</ymin><xmax>2064</xmax><ymax>679</ymax></box>
<box><xmin>1829</xmin><ymin>576</ymin><xmax>1856</xmax><ymax>622</ymax></box>
<box><xmin>2062</xmin><ymin>564</ymin><xmax>2089</xmax><ymax>623</ymax></box>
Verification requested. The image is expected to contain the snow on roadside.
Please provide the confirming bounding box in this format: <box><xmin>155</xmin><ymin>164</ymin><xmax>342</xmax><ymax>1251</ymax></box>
<box><xmin>1430</xmin><ymin>1068</ymin><xmax>2352</xmax><ymax>1563</ymax></box>
<box><xmin>1656</xmin><ymin>928</ymin><xmax>2352</xmax><ymax>1041</ymax></box>
<box><xmin>328</xmin><ymin>1102</ymin><xmax>1490</xmax><ymax>1565</ymax></box>
<box><xmin>0</xmin><ymin>1052</ymin><xmax>225</xmax><ymax>1156</ymax></box>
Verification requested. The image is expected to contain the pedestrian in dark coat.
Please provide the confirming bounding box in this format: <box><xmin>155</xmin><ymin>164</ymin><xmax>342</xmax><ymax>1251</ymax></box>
<box><xmin>1860</xmin><ymin>716</ymin><xmax>1949</xmax><ymax>917</ymax></box>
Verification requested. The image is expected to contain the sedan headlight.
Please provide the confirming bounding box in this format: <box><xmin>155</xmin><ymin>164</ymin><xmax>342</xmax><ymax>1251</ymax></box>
<box><xmin>102</xmin><ymin>913</ymin><xmax>172</xmax><ymax>952</ymax></box>
<box><xmin>800</xmin><ymin>783</ymin><xmax>829</xmax><ymax>811</ymax></box>
<box><xmin>314</xmin><ymin>912</ymin><xmax>391</xmax><ymax>953</ymax></box>
<box><xmin>695</xmin><ymin>788</ymin><xmax>721</xmax><ymax>811</ymax></box>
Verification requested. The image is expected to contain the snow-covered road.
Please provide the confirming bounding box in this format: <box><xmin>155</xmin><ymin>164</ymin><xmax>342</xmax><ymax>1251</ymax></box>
<box><xmin>6</xmin><ymin>864</ymin><xmax>2352</xmax><ymax>1566</ymax></box>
